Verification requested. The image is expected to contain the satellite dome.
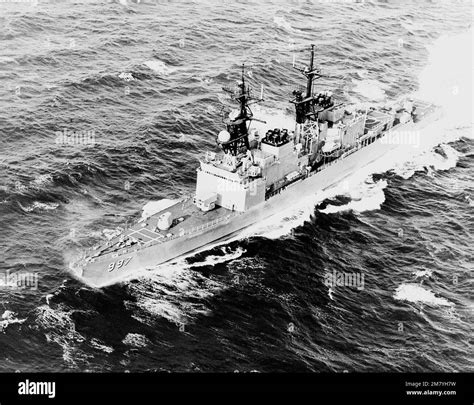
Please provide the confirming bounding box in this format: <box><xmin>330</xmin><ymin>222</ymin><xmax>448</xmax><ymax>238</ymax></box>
<box><xmin>218</xmin><ymin>130</ymin><xmax>231</xmax><ymax>143</ymax></box>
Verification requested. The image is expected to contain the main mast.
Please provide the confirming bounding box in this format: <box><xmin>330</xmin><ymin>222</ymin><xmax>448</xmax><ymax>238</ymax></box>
<box><xmin>217</xmin><ymin>64</ymin><xmax>263</xmax><ymax>156</ymax></box>
<box><xmin>290</xmin><ymin>45</ymin><xmax>337</xmax><ymax>154</ymax></box>
<box><xmin>291</xmin><ymin>44</ymin><xmax>326</xmax><ymax>124</ymax></box>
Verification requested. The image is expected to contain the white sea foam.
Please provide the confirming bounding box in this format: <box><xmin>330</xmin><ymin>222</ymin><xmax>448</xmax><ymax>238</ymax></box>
<box><xmin>129</xmin><ymin>239</ymin><xmax>247</xmax><ymax>315</ymax></box>
<box><xmin>122</xmin><ymin>333</ymin><xmax>150</xmax><ymax>348</ymax></box>
<box><xmin>126</xmin><ymin>256</ymin><xmax>226</xmax><ymax>325</ymax></box>
<box><xmin>118</xmin><ymin>72</ymin><xmax>134</xmax><ymax>82</ymax></box>
<box><xmin>18</xmin><ymin>201</ymin><xmax>59</xmax><ymax>212</ymax></box>
<box><xmin>0</xmin><ymin>310</ymin><xmax>26</xmax><ymax>332</ymax></box>
<box><xmin>320</xmin><ymin>179</ymin><xmax>388</xmax><ymax>214</ymax></box>
<box><xmin>102</xmin><ymin>228</ymin><xmax>122</xmax><ymax>241</ymax></box>
<box><xmin>90</xmin><ymin>338</ymin><xmax>114</xmax><ymax>353</ymax></box>
<box><xmin>273</xmin><ymin>16</ymin><xmax>293</xmax><ymax>31</ymax></box>
<box><xmin>144</xmin><ymin>60</ymin><xmax>174</xmax><ymax>75</ymax></box>
<box><xmin>31</xmin><ymin>174</ymin><xmax>53</xmax><ymax>189</ymax></box>
<box><xmin>414</xmin><ymin>270</ymin><xmax>433</xmax><ymax>279</ymax></box>
<box><xmin>328</xmin><ymin>287</ymin><xmax>334</xmax><ymax>301</ymax></box>
<box><xmin>0</xmin><ymin>56</ymin><xmax>17</xmax><ymax>64</ymax></box>
<box><xmin>238</xmin><ymin>191</ymin><xmax>322</xmax><ymax>240</ymax></box>
<box><xmin>390</xmin><ymin>144</ymin><xmax>460</xmax><ymax>179</ymax></box>
<box><xmin>188</xmin><ymin>246</ymin><xmax>246</xmax><ymax>268</ymax></box>
<box><xmin>394</xmin><ymin>284</ymin><xmax>453</xmax><ymax>307</ymax></box>
<box><xmin>35</xmin><ymin>304</ymin><xmax>90</xmax><ymax>368</ymax></box>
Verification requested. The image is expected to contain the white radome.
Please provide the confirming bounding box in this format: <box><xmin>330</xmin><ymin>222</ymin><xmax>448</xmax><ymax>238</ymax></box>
<box><xmin>218</xmin><ymin>130</ymin><xmax>231</xmax><ymax>143</ymax></box>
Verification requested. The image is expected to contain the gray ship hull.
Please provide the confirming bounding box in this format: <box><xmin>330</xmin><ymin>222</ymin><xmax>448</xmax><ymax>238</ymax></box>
<box><xmin>76</xmin><ymin>106</ymin><xmax>442</xmax><ymax>288</ymax></box>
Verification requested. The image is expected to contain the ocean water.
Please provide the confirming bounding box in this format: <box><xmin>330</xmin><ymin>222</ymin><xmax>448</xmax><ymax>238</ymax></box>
<box><xmin>0</xmin><ymin>0</ymin><xmax>472</xmax><ymax>372</ymax></box>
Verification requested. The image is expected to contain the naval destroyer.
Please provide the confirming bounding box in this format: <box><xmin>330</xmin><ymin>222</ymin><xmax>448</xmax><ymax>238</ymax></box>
<box><xmin>73</xmin><ymin>45</ymin><xmax>441</xmax><ymax>287</ymax></box>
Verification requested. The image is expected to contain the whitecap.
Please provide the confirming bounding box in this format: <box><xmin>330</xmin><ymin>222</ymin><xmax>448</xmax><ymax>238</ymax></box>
<box><xmin>188</xmin><ymin>246</ymin><xmax>246</xmax><ymax>268</ymax></box>
<box><xmin>0</xmin><ymin>56</ymin><xmax>17</xmax><ymax>64</ymax></box>
<box><xmin>34</xmin><ymin>305</ymin><xmax>89</xmax><ymax>367</ymax></box>
<box><xmin>328</xmin><ymin>287</ymin><xmax>334</xmax><ymax>301</ymax></box>
<box><xmin>102</xmin><ymin>227</ymin><xmax>123</xmax><ymax>241</ymax></box>
<box><xmin>143</xmin><ymin>60</ymin><xmax>174</xmax><ymax>75</ymax></box>
<box><xmin>125</xmin><ymin>258</ymin><xmax>223</xmax><ymax>326</ymax></box>
<box><xmin>90</xmin><ymin>338</ymin><xmax>114</xmax><ymax>353</ymax></box>
<box><xmin>30</xmin><ymin>174</ymin><xmax>53</xmax><ymax>189</ymax></box>
<box><xmin>122</xmin><ymin>333</ymin><xmax>150</xmax><ymax>348</ymax></box>
<box><xmin>0</xmin><ymin>310</ymin><xmax>26</xmax><ymax>332</ymax></box>
<box><xmin>390</xmin><ymin>143</ymin><xmax>460</xmax><ymax>179</ymax></box>
<box><xmin>118</xmin><ymin>72</ymin><xmax>134</xmax><ymax>82</ymax></box>
<box><xmin>394</xmin><ymin>284</ymin><xmax>453</xmax><ymax>307</ymax></box>
<box><xmin>18</xmin><ymin>201</ymin><xmax>59</xmax><ymax>212</ymax></box>
<box><xmin>273</xmin><ymin>16</ymin><xmax>293</xmax><ymax>31</ymax></box>
<box><xmin>413</xmin><ymin>270</ymin><xmax>433</xmax><ymax>279</ymax></box>
<box><xmin>320</xmin><ymin>179</ymin><xmax>388</xmax><ymax>214</ymax></box>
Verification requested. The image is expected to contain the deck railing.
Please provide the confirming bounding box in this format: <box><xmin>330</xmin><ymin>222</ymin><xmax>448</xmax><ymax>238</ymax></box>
<box><xmin>90</xmin><ymin>210</ymin><xmax>240</xmax><ymax>261</ymax></box>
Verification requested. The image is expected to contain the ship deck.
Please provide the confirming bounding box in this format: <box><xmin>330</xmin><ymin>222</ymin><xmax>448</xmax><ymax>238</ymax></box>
<box><xmin>98</xmin><ymin>198</ymin><xmax>235</xmax><ymax>256</ymax></box>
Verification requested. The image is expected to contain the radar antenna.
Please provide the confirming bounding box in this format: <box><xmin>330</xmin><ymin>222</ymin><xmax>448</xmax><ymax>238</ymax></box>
<box><xmin>218</xmin><ymin>64</ymin><xmax>266</xmax><ymax>156</ymax></box>
<box><xmin>290</xmin><ymin>44</ymin><xmax>332</xmax><ymax>124</ymax></box>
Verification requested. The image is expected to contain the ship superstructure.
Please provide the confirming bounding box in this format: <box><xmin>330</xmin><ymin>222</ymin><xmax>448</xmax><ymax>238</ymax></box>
<box><xmin>73</xmin><ymin>46</ymin><xmax>440</xmax><ymax>288</ymax></box>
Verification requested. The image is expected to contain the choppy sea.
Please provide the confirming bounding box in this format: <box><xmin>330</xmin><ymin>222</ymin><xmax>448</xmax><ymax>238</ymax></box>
<box><xmin>0</xmin><ymin>0</ymin><xmax>472</xmax><ymax>372</ymax></box>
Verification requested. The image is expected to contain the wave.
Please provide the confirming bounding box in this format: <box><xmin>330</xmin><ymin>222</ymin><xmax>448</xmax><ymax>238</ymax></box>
<box><xmin>317</xmin><ymin>139</ymin><xmax>461</xmax><ymax>216</ymax></box>
<box><xmin>9</xmin><ymin>174</ymin><xmax>54</xmax><ymax>195</ymax></box>
<box><xmin>187</xmin><ymin>246</ymin><xmax>246</xmax><ymax>268</ymax></box>
<box><xmin>237</xmin><ymin>173</ymin><xmax>382</xmax><ymax>240</ymax></box>
<box><xmin>327</xmin><ymin>287</ymin><xmax>335</xmax><ymax>301</ymax></box>
<box><xmin>102</xmin><ymin>227</ymin><xmax>123</xmax><ymax>241</ymax></box>
<box><xmin>413</xmin><ymin>270</ymin><xmax>433</xmax><ymax>279</ymax></box>
<box><xmin>124</xmin><ymin>238</ymin><xmax>249</xmax><ymax>324</ymax></box>
<box><xmin>143</xmin><ymin>60</ymin><xmax>175</xmax><ymax>75</ymax></box>
<box><xmin>0</xmin><ymin>310</ymin><xmax>26</xmax><ymax>332</ymax></box>
<box><xmin>0</xmin><ymin>56</ymin><xmax>18</xmax><ymax>64</ymax></box>
<box><xmin>118</xmin><ymin>72</ymin><xmax>135</xmax><ymax>82</ymax></box>
<box><xmin>125</xmin><ymin>259</ymin><xmax>222</xmax><ymax>326</ymax></box>
<box><xmin>239</xmin><ymin>192</ymin><xmax>320</xmax><ymax>240</ymax></box>
<box><xmin>320</xmin><ymin>178</ymin><xmax>388</xmax><ymax>214</ymax></box>
<box><xmin>273</xmin><ymin>16</ymin><xmax>293</xmax><ymax>32</ymax></box>
<box><xmin>18</xmin><ymin>201</ymin><xmax>60</xmax><ymax>212</ymax></box>
<box><xmin>390</xmin><ymin>144</ymin><xmax>460</xmax><ymax>180</ymax></box>
<box><xmin>30</xmin><ymin>174</ymin><xmax>54</xmax><ymax>189</ymax></box>
<box><xmin>34</xmin><ymin>304</ymin><xmax>90</xmax><ymax>368</ymax></box>
<box><xmin>90</xmin><ymin>338</ymin><xmax>114</xmax><ymax>353</ymax></box>
<box><xmin>121</xmin><ymin>333</ymin><xmax>150</xmax><ymax>348</ymax></box>
<box><xmin>394</xmin><ymin>284</ymin><xmax>453</xmax><ymax>307</ymax></box>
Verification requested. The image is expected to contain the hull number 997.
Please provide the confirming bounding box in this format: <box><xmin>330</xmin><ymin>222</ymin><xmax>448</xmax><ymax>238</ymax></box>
<box><xmin>108</xmin><ymin>257</ymin><xmax>132</xmax><ymax>272</ymax></box>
